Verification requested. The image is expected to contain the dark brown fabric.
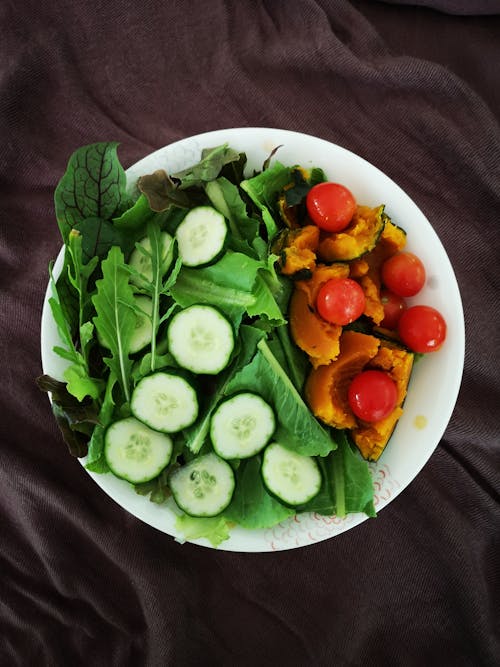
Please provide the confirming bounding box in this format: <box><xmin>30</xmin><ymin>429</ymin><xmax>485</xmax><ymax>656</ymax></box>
<box><xmin>1</xmin><ymin>1</ymin><xmax>499</xmax><ymax>665</ymax></box>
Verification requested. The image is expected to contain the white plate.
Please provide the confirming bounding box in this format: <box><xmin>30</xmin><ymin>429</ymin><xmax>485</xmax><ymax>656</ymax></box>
<box><xmin>41</xmin><ymin>127</ymin><xmax>465</xmax><ymax>552</ymax></box>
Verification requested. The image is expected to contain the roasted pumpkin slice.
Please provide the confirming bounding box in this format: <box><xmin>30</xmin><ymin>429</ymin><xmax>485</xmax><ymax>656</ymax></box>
<box><xmin>305</xmin><ymin>330</ymin><xmax>381</xmax><ymax>429</ymax></box>
<box><xmin>295</xmin><ymin>262</ymin><xmax>350</xmax><ymax>303</ymax></box>
<box><xmin>317</xmin><ymin>205</ymin><xmax>385</xmax><ymax>262</ymax></box>
<box><xmin>289</xmin><ymin>262</ymin><xmax>350</xmax><ymax>366</ymax></box>
<box><xmin>289</xmin><ymin>288</ymin><xmax>343</xmax><ymax>367</ymax></box>
<box><xmin>349</xmin><ymin>218</ymin><xmax>408</xmax><ymax>325</ymax></box>
<box><xmin>272</xmin><ymin>225</ymin><xmax>320</xmax><ymax>279</ymax></box>
<box><xmin>352</xmin><ymin>340</ymin><xmax>414</xmax><ymax>461</ymax></box>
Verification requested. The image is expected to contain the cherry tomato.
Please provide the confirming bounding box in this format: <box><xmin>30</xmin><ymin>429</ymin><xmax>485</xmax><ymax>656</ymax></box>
<box><xmin>381</xmin><ymin>252</ymin><xmax>426</xmax><ymax>297</ymax></box>
<box><xmin>380</xmin><ymin>289</ymin><xmax>407</xmax><ymax>330</ymax></box>
<box><xmin>306</xmin><ymin>182</ymin><xmax>356</xmax><ymax>232</ymax></box>
<box><xmin>348</xmin><ymin>370</ymin><xmax>398</xmax><ymax>422</ymax></box>
<box><xmin>316</xmin><ymin>278</ymin><xmax>366</xmax><ymax>326</ymax></box>
<box><xmin>398</xmin><ymin>305</ymin><xmax>447</xmax><ymax>353</ymax></box>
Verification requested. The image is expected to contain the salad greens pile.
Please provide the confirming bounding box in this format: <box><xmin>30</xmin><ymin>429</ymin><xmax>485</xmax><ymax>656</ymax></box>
<box><xmin>38</xmin><ymin>141</ymin><xmax>375</xmax><ymax>547</ymax></box>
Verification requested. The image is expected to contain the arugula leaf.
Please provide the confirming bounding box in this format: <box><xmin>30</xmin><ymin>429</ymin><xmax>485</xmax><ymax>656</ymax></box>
<box><xmin>172</xmin><ymin>144</ymin><xmax>241</xmax><ymax>189</ymax></box>
<box><xmin>92</xmin><ymin>246</ymin><xmax>136</xmax><ymax>403</ymax></box>
<box><xmin>85</xmin><ymin>372</ymin><xmax>117</xmax><ymax>473</ymax></box>
<box><xmin>300</xmin><ymin>432</ymin><xmax>376</xmax><ymax>518</ymax></box>
<box><xmin>54</xmin><ymin>142</ymin><xmax>127</xmax><ymax>243</ymax></box>
<box><xmin>49</xmin><ymin>264</ymin><xmax>103</xmax><ymax>401</ymax></box>
<box><xmin>226</xmin><ymin>337</ymin><xmax>336</xmax><ymax>457</ymax></box>
<box><xmin>66</xmin><ymin>230</ymin><xmax>99</xmax><ymax>352</ymax></box>
<box><xmin>175</xmin><ymin>514</ymin><xmax>232</xmax><ymax>547</ymax></box>
<box><xmin>134</xmin><ymin>221</ymin><xmax>179</xmax><ymax>373</ymax></box>
<box><xmin>224</xmin><ymin>456</ymin><xmax>294</xmax><ymax>529</ymax></box>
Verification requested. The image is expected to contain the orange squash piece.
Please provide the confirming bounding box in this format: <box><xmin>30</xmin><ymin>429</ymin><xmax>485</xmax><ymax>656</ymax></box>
<box><xmin>352</xmin><ymin>341</ymin><xmax>414</xmax><ymax>461</ymax></box>
<box><xmin>276</xmin><ymin>225</ymin><xmax>320</xmax><ymax>278</ymax></box>
<box><xmin>349</xmin><ymin>220</ymin><xmax>408</xmax><ymax>325</ymax></box>
<box><xmin>304</xmin><ymin>330</ymin><xmax>381</xmax><ymax>429</ymax></box>
<box><xmin>289</xmin><ymin>263</ymin><xmax>350</xmax><ymax>367</ymax></box>
<box><xmin>317</xmin><ymin>205</ymin><xmax>385</xmax><ymax>262</ymax></box>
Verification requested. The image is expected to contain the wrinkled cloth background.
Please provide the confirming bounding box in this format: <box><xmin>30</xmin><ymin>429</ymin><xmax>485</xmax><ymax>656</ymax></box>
<box><xmin>1</xmin><ymin>1</ymin><xmax>499</xmax><ymax>665</ymax></box>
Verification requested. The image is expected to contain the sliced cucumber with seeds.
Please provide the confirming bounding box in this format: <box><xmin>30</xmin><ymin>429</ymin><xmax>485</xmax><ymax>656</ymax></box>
<box><xmin>131</xmin><ymin>371</ymin><xmax>199</xmax><ymax>433</ymax></box>
<box><xmin>175</xmin><ymin>206</ymin><xmax>227</xmax><ymax>267</ymax></box>
<box><xmin>129</xmin><ymin>231</ymin><xmax>174</xmax><ymax>287</ymax></box>
<box><xmin>167</xmin><ymin>304</ymin><xmax>234</xmax><ymax>375</ymax></box>
<box><xmin>98</xmin><ymin>294</ymin><xmax>153</xmax><ymax>354</ymax></box>
<box><xmin>261</xmin><ymin>442</ymin><xmax>322</xmax><ymax>506</ymax></box>
<box><xmin>169</xmin><ymin>452</ymin><xmax>235</xmax><ymax>517</ymax></box>
<box><xmin>210</xmin><ymin>392</ymin><xmax>276</xmax><ymax>460</ymax></box>
<box><xmin>104</xmin><ymin>416</ymin><xmax>173</xmax><ymax>484</ymax></box>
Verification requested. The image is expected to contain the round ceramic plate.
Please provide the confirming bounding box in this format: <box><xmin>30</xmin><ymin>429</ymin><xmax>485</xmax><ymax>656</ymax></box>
<box><xmin>41</xmin><ymin>127</ymin><xmax>465</xmax><ymax>552</ymax></box>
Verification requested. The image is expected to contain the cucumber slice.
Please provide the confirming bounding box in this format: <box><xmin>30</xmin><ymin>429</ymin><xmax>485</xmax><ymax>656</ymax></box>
<box><xmin>175</xmin><ymin>206</ymin><xmax>227</xmax><ymax>267</ymax></box>
<box><xmin>98</xmin><ymin>294</ymin><xmax>153</xmax><ymax>354</ymax></box>
<box><xmin>169</xmin><ymin>452</ymin><xmax>235</xmax><ymax>517</ymax></box>
<box><xmin>210</xmin><ymin>392</ymin><xmax>275</xmax><ymax>459</ymax></box>
<box><xmin>129</xmin><ymin>295</ymin><xmax>153</xmax><ymax>354</ymax></box>
<box><xmin>167</xmin><ymin>304</ymin><xmax>234</xmax><ymax>375</ymax></box>
<box><xmin>129</xmin><ymin>231</ymin><xmax>174</xmax><ymax>287</ymax></box>
<box><xmin>131</xmin><ymin>371</ymin><xmax>199</xmax><ymax>433</ymax></box>
<box><xmin>261</xmin><ymin>442</ymin><xmax>322</xmax><ymax>506</ymax></box>
<box><xmin>104</xmin><ymin>416</ymin><xmax>173</xmax><ymax>484</ymax></box>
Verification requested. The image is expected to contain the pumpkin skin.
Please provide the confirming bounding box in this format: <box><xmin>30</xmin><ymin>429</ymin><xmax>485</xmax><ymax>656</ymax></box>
<box><xmin>289</xmin><ymin>263</ymin><xmax>350</xmax><ymax>367</ymax></box>
<box><xmin>304</xmin><ymin>330</ymin><xmax>381</xmax><ymax>429</ymax></box>
<box><xmin>351</xmin><ymin>341</ymin><xmax>414</xmax><ymax>461</ymax></box>
<box><xmin>317</xmin><ymin>205</ymin><xmax>385</xmax><ymax>262</ymax></box>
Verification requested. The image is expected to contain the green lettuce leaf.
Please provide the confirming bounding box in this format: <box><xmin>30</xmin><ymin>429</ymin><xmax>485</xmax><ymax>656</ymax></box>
<box><xmin>54</xmin><ymin>142</ymin><xmax>127</xmax><ymax>243</ymax></box>
<box><xmin>169</xmin><ymin>251</ymin><xmax>258</xmax><ymax>326</ymax></box>
<box><xmin>241</xmin><ymin>161</ymin><xmax>292</xmax><ymax>238</ymax></box>
<box><xmin>226</xmin><ymin>337</ymin><xmax>336</xmax><ymax>457</ymax></box>
<box><xmin>175</xmin><ymin>514</ymin><xmax>232</xmax><ymax>548</ymax></box>
<box><xmin>183</xmin><ymin>325</ymin><xmax>265</xmax><ymax>454</ymax></box>
<box><xmin>300</xmin><ymin>432</ymin><xmax>376</xmax><ymax>518</ymax></box>
<box><xmin>224</xmin><ymin>456</ymin><xmax>294</xmax><ymax>529</ymax></box>
<box><xmin>205</xmin><ymin>177</ymin><xmax>261</xmax><ymax>256</ymax></box>
<box><xmin>170</xmin><ymin>251</ymin><xmax>286</xmax><ymax>328</ymax></box>
<box><xmin>173</xmin><ymin>144</ymin><xmax>241</xmax><ymax>189</ymax></box>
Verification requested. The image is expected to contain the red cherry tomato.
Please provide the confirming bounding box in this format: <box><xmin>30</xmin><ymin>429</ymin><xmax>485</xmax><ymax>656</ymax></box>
<box><xmin>381</xmin><ymin>252</ymin><xmax>426</xmax><ymax>297</ymax></box>
<box><xmin>306</xmin><ymin>182</ymin><xmax>356</xmax><ymax>232</ymax></box>
<box><xmin>348</xmin><ymin>370</ymin><xmax>398</xmax><ymax>422</ymax></box>
<box><xmin>380</xmin><ymin>289</ymin><xmax>407</xmax><ymax>330</ymax></box>
<box><xmin>316</xmin><ymin>278</ymin><xmax>366</xmax><ymax>326</ymax></box>
<box><xmin>398</xmin><ymin>305</ymin><xmax>447</xmax><ymax>353</ymax></box>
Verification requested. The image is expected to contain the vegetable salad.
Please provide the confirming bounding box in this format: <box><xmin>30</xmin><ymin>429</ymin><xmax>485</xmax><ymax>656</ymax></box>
<box><xmin>39</xmin><ymin>140</ymin><xmax>438</xmax><ymax>547</ymax></box>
